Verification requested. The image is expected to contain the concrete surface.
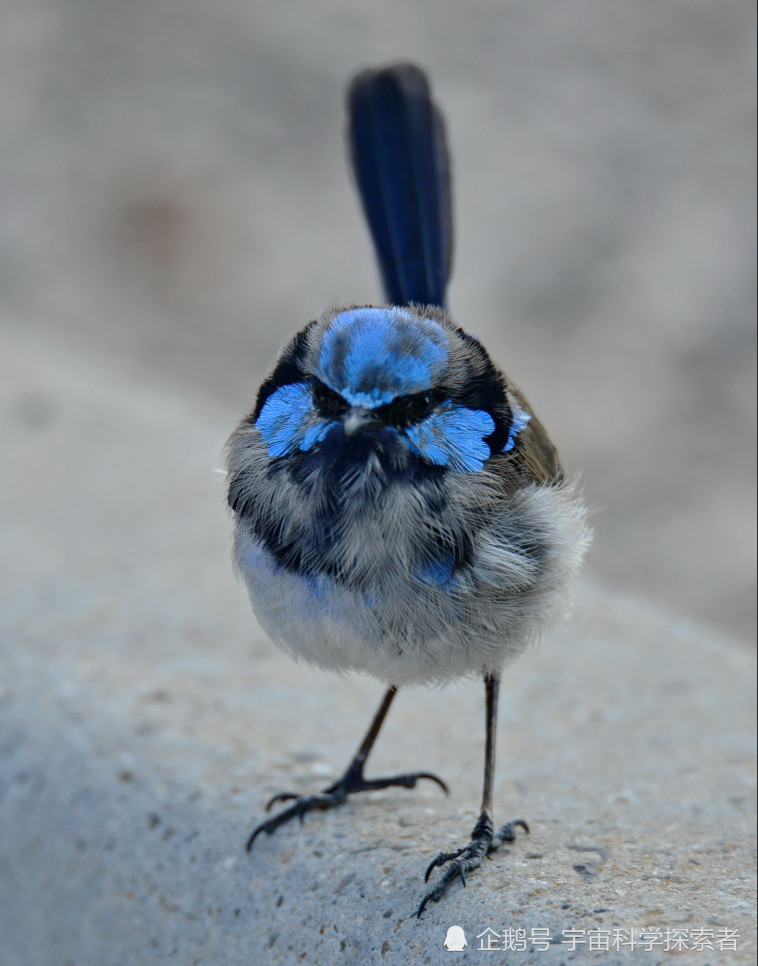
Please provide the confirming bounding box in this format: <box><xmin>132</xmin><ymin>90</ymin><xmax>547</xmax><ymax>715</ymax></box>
<box><xmin>0</xmin><ymin>324</ymin><xmax>755</xmax><ymax>965</ymax></box>
<box><xmin>1</xmin><ymin>0</ymin><xmax>755</xmax><ymax>642</ymax></box>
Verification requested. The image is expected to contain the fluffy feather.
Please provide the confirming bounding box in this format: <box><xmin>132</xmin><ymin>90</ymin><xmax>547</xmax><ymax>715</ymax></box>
<box><xmin>226</xmin><ymin>304</ymin><xmax>591</xmax><ymax>687</ymax></box>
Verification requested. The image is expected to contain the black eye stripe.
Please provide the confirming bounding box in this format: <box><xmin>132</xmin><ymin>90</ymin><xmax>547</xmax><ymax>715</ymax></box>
<box><xmin>311</xmin><ymin>382</ymin><xmax>496</xmax><ymax>434</ymax></box>
<box><xmin>376</xmin><ymin>391</ymin><xmax>437</xmax><ymax>428</ymax></box>
<box><xmin>311</xmin><ymin>379</ymin><xmax>349</xmax><ymax>418</ymax></box>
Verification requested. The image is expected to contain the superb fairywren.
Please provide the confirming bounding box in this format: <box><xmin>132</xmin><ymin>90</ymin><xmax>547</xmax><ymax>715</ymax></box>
<box><xmin>226</xmin><ymin>63</ymin><xmax>590</xmax><ymax>916</ymax></box>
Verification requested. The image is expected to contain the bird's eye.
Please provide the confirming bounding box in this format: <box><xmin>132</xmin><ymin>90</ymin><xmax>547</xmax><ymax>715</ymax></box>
<box><xmin>407</xmin><ymin>393</ymin><xmax>433</xmax><ymax>421</ymax></box>
<box><xmin>312</xmin><ymin>380</ymin><xmax>348</xmax><ymax>419</ymax></box>
<box><xmin>380</xmin><ymin>392</ymin><xmax>434</xmax><ymax>428</ymax></box>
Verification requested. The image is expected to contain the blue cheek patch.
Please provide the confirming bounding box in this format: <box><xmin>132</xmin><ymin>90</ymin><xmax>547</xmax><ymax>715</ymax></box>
<box><xmin>318</xmin><ymin>308</ymin><xmax>448</xmax><ymax>407</ymax></box>
<box><xmin>255</xmin><ymin>382</ymin><xmax>318</xmax><ymax>457</ymax></box>
<box><xmin>256</xmin><ymin>382</ymin><xmax>312</xmax><ymax>457</ymax></box>
<box><xmin>405</xmin><ymin>402</ymin><xmax>495</xmax><ymax>473</ymax></box>
<box><xmin>503</xmin><ymin>407</ymin><xmax>530</xmax><ymax>452</ymax></box>
<box><xmin>257</xmin><ymin>382</ymin><xmax>338</xmax><ymax>457</ymax></box>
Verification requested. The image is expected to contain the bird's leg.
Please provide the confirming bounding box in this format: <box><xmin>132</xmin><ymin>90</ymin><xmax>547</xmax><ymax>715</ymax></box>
<box><xmin>416</xmin><ymin>673</ymin><xmax>529</xmax><ymax>917</ymax></box>
<box><xmin>247</xmin><ymin>685</ymin><xmax>448</xmax><ymax>851</ymax></box>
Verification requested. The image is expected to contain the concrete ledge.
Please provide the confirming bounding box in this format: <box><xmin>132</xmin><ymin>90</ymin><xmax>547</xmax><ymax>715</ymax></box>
<box><xmin>0</xmin><ymin>325</ymin><xmax>755</xmax><ymax>965</ymax></box>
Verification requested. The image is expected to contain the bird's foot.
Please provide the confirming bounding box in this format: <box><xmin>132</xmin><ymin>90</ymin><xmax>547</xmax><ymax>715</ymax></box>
<box><xmin>246</xmin><ymin>762</ymin><xmax>448</xmax><ymax>851</ymax></box>
<box><xmin>415</xmin><ymin>812</ymin><xmax>529</xmax><ymax>917</ymax></box>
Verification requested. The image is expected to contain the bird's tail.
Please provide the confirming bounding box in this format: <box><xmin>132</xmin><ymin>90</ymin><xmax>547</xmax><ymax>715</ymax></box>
<box><xmin>347</xmin><ymin>63</ymin><xmax>453</xmax><ymax>310</ymax></box>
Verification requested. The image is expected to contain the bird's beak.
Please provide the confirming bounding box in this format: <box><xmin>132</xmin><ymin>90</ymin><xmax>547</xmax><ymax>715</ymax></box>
<box><xmin>343</xmin><ymin>406</ymin><xmax>381</xmax><ymax>436</ymax></box>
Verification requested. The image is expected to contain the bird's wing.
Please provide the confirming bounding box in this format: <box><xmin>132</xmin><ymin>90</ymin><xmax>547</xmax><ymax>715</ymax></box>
<box><xmin>490</xmin><ymin>386</ymin><xmax>563</xmax><ymax>488</ymax></box>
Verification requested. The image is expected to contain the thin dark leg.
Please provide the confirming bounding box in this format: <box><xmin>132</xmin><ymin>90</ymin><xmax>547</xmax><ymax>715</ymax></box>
<box><xmin>338</xmin><ymin>685</ymin><xmax>400</xmax><ymax>787</ymax></box>
<box><xmin>247</xmin><ymin>686</ymin><xmax>447</xmax><ymax>851</ymax></box>
<box><xmin>416</xmin><ymin>672</ymin><xmax>528</xmax><ymax>917</ymax></box>
<box><xmin>481</xmin><ymin>672</ymin><xmax>499</xmax><ymax>817</ymax></box>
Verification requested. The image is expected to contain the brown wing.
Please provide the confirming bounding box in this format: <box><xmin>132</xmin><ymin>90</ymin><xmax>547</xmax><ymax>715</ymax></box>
<box><xmin>488</xmin><ymin>385</ymin><xmax>563</xmax><ymax>491</ymax></box>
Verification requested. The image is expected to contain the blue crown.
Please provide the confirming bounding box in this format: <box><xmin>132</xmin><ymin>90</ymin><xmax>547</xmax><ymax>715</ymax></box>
<box><xmin>315</xmin><ymin>308</ymin><xmax>449</xmax><ymax>407</ymax></box>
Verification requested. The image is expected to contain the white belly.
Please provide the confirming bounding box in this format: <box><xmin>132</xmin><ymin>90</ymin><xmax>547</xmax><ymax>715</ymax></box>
<box><xmin>234</xmin><ymin>481</ymin><xmax>590</xmax><ymax>687</ymax></box>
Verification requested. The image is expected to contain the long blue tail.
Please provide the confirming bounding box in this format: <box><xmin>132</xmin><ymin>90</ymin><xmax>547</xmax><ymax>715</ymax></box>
<box><xmin>347</xmin><ymin>63</ymin><xmax>453</xmax><ymax>310</ymax></box>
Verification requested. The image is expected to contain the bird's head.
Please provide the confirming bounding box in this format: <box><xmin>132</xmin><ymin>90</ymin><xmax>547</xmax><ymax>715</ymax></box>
<box><xmin>249</xmin><ymin>305</ymin><xmax>527</xmax><ymax>482</ymax></box>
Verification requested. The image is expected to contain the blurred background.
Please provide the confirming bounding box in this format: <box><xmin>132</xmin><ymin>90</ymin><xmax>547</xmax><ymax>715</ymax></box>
<box><xmin>2</xmin><ymin>0</ymin><xmax>755</xmax><ymax>643</ymax></box>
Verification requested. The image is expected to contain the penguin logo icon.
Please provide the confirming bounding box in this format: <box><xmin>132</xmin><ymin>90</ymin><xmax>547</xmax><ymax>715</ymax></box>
<box><xmin>443</xmin><ymin>925</ymin><xmax>468</xmax><ymax>950</ymax></box>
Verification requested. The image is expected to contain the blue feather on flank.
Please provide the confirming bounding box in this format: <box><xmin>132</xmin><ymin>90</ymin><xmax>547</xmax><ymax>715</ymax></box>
<box><xmin>414</xmin><ymin>553</ymin><xmax>457</xmax><ymax>588</ymax></box>
<box><xmin>348</xmin><ymin>64</ymin><xmax>453</xmax><ymax>309</ymax></box>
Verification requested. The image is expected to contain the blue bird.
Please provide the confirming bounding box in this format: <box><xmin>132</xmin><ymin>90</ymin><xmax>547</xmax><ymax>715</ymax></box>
<box><xmin>225</xmin><ymin>63</ymin><xmax>590</xmax><ymax>916</ymax></box>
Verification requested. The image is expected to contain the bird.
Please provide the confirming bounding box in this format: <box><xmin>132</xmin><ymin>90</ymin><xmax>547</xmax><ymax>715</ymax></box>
<box><xmin>225</xmin><ymin>62</ymin><xmax>590</xmax><ymax>917</ymax></box>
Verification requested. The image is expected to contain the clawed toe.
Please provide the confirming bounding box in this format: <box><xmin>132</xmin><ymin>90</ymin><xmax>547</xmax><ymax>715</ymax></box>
<box><xmin>494</xmin><ymin>818</ymin><xmax>529</xmax><ymax>845</ymax></box>
<box><xmin>265</xmin><ymin>791</ymin><xmax>299</xmax><ymax>811</ymax></box>
<box><xmin>247</xmin><ymin>791</ymin><xmax>340</xmax><ymax>851</ymax></box>
<box><xmin>246</xmin><ymin>766</ymin><xmax>448</xmax><ymax>853</ymax></box>
<box><xmin>410</xmin><ymin>772</ymin><xmax>449</xmax><ymax>795</ymax></box>
<box><xmin>346</xmin><ymin>770</ymin><xmax>449</xmax><ymax>796</ymax></box>
<box><xmin>424</xmin><ymin>849</ymin><xmax>465</xmax><ymax>882</ymax></box>
<box><xmin>415</xmin><ymin>813</ymin><xmax>529</xmax><ymax>917</ymax></box>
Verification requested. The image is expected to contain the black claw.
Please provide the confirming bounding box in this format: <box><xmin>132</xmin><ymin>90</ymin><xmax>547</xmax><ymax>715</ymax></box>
<box><xmin>416</xmin><ymin>863</ymin><xmax>466</xmax><ymax>917</ymax></box>
<box><xmin>247</xmin><ymin>792</ymin><xmax>338</xmax><ymax>851</ymax></box>
<box><xmin>347</xmin><ymin>770</ymin><xmax>449</xmax><ymax>796</ymax></box>
<box><xmin>247</xmin><ymin>819</ymin><xmax>274</xmax><ymax>852</ymax></box>
<box><xmin>415</xmin><ymin>813</ymin><xmax>528</xmax><ymax>916</ymax></box>
<box><xmin>246</xmin><ymin>767</ymin><xmax>449</xmax><ymax>853</ymax></box>
<box><xmin>416</xmin><ymin>772</ymin><xmax>450</xmax><ymax>795</ymax></box>
<box><xmin>494</xmin><ymin>818</ymin><xmax>530</xmax><ymax>845</ymax></box>
<box><xmin>415</xmin><ymin>894</ymin><xmax>432</xmax><ymax>918</ymax></box>
<box><xmin>265</xmin><ymin>791</ymin><xmax>298</xmax><ymax>811</ymax></box>
<box><xmin>424</xmin><ymin>849</ymin><xmax>463</xmax><ymax>882</ymax></box>
<box><xmin>247</xmin><ymin>811</ymin><xmax>291</xmax><ymax>852</ymax></box>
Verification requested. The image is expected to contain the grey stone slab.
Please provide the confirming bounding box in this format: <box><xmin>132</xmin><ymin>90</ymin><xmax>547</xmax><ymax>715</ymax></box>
<box><xmin>0</xmin><ymin>325</ymin><xmax>755</xmax><ymax>965</ymax></box>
